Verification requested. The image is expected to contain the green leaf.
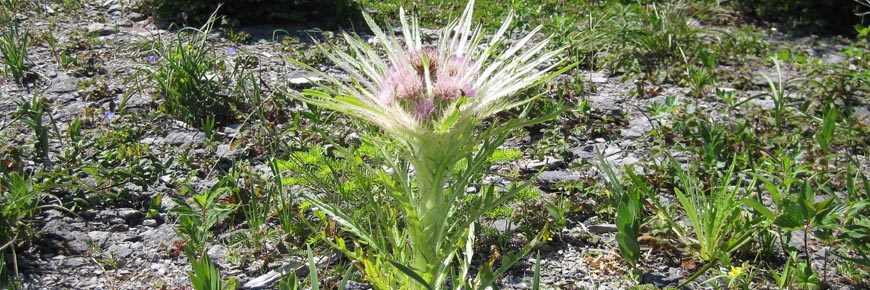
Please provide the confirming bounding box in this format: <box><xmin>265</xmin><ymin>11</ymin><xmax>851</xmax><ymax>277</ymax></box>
<box><xmin>307</xmin><ymin>245</ymin><xmax>319</xmax><ymax>290</ymax></box>
<box><xmin>278</xmin><ymin>271</ymin><xmax>298</xmax><ymax>290</ymax></box>
<box><xmin>388</xmin><ymin>260</ymin><xmax>434</xmax><ymax>290</ymax></box>
<box><xmin>742</xmin><ymin>198</ymin><xmax>775</xmax><ymax>221</ymax></box>
<box><xmin>532</xmin><ymin>251</ymin><xmax>541</xmax><ymax>290</ymax></box>
<box><xmin>775</xmin><ymin>201</ymin><xmax>808</xmax><ymax>230</ymax></box>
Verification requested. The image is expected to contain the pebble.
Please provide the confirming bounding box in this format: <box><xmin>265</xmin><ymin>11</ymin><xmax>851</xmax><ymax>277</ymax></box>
<box><xmin>142</xmin><ymin>219</ymin><xmax>158</xmax><ymax>227</ymax></box>
<box><xmin>87</xmin><ymin>23</ymin><xmax>118</xmax><ymax>36</ymax></box>
<box><xmin>518</xmin><ymin>157</ymin><xmax>564</xmax><ymax>171</ymax></box>
<box><xmin>533</xmin><ymin>170</ymin><xmax>582</xmax><ymax>187</ymax></box>
<box><xmin>587</xmin><ymin>223</ymin><xmax>618</xmax><ymax>234</ymax></box>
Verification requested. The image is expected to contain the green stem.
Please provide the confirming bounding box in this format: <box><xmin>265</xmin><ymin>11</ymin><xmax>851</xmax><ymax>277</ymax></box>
<box><xmin>408</xmin><ymin>136</ymin><xmax>455</xmax><ymax>289</ymax></box>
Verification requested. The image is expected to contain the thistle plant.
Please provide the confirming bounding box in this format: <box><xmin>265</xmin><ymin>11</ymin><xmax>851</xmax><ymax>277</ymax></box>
<box><xmin>289</xmin><ymin>1</ymin><xmax>571</xmax><ymax>288</ymax></box>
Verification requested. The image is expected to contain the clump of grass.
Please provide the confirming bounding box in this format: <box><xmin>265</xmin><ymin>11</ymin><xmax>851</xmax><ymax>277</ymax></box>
<box><xmin>0</xmin><ymin>8</ymin><xmax>29</xmax><ymax>85</ymax></box>
<box><xmin>137</xmin><ymin>10</ymin><xmax>246</xmax><ymax>126</ymax></box>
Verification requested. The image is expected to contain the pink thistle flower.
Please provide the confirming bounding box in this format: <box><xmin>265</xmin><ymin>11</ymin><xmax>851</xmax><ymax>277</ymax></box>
<box><xmin>433</xmin><ymin>54</ymin><xmax>476</xmax><ymax>100</ymax></box>
<box><xmin>412</xmin><ymin>97</ymin><xmax>436</xmax><ymax>120</ymax></box>
<box><xmin>292</xmin><ymin>0</ymin><xmax>568</xmax><ymax>141</ymax></box>
<box><xmin>377</xmin><ymin>63</ymin><xmax>424</xmax><ymax>104</ymax></box>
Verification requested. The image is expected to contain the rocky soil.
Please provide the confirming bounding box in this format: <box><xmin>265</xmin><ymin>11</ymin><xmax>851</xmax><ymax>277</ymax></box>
<box><xmin>1</xmin><ymin>0</ymin><xmax>868</xmax><ymax>290</ymax></box>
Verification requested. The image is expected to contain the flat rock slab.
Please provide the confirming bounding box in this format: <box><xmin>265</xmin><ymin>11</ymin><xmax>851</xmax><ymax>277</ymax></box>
<box><xmin>165</xmin><ymin>131</ymin><xmax>205</xmax><ymax>147</ymax></box>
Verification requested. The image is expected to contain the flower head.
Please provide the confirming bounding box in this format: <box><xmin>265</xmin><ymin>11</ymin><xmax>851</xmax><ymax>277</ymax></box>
<box><xmin>728</xmin><ymin>266</ymin><xmax>743</xmax><ymax>278</ymax></box>
<box><xmin>377</xmin><ymin>62</ymin><xmax>424</xmax><ymax>104</ymax></box>
<box><xmin>227</xmin><ymin>47</ymin><xmax>237</xmax><ymax>55</ymax></box>
<box><xmin>146</xmin><ymin>55</ymin><xmax>158</xmax><ymax>63</ymax></box>
<box><xmin>294</xmin><ymin>0</ymin><xmax>567</xmax><ymax>143</ymax></box>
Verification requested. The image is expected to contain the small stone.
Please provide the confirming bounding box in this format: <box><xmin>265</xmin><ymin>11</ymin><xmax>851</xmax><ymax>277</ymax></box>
<box><xmin>41</xmin><ymin>220</ymin><xmax>90</xmax><ymax>255</ymax></box>
<box><xmin>566</xmin><ymin>143</ymin><xmax>605</xmax><ymax>161</ymax></box>
<box><xmin>87</xmin><ymin>23</ymin><xmax>118</xmax><ymax>36</ymax></box>
<box><xmin>288</xmin><ymin>76</ymin><xmax>324</xmax><ymax>88</ymax></box>
<box><xmin>42</xmin><ymin>209</ymin><xmax>65</xmax><ymax>221</ymax></box>
<box><xmin>207</xmin><ymin>244</ymin><xmax>228</xmax><ymax>264</ymax></box>
<box><xmin>128</xmin><ymin>12</ymin><xmax>147</xmax><ymax>21</ymax></box>
<box><xmin>216</xmin><ymin>144</ymin><xmax>240</xmax><ymax>159</ymax></box>
<box><xmin>519</xmin><ymin>157</ymin><xmax>564</xmax><ymax>171</ymax></box>
<box><xmin>47</xmin><ymin>74</ymin><xmax>79</xmax><ymax>93</ymax></box>
<box><xmin>107</xmin><ymin>4</ymin><xmax>121</xmax><ymax>13</ymax></box>
<box><xmin>585</xmin><ymin>72</ymin><xmax>608</xmax><ymax>83</ymax></box>
<box><xmin>102</xmin><ymin>208</ymin><xmax>144</xmax><ymax>225</ymax></box>
<box><xmin>142</xmin><ymin>219</ymin><xmax>158</xmax><ymax>227</ymax></box>
<box><xmin>88</xmin><ymin>231</ymin><xmax>111</xmax><ymax>246</ymax></box>
<box><xmin>108</xmin><ymin>224</ymin><xmax>127</xmax><ymax>232</ymax></box>
<box><xmin>587</xmin><ymin>224</ymin><xmax>618</xmax><ymax>234</ymax></box>
<box><xmin>62</xmin><ymin>257</ymin><xmax>89</xmax><ymax>268</ymax></box>
<box><xmin>603</xmin><ymin>145</ymin><xmax>621</xmax><ymax>156</ymax></box>
<box><xmin>107</xmin><ymin>243</ymin><xmax>135</xmax><ymax>259</ymax></box>
<box><xmin>621</xmin><ymin>115</ymin><xmax>653</xmax><ymax>138</ymax></box>
<box><xmin>534</xmin><ymin>171</ymin><xmax>582</xmax><ymax>187</ymax></box>
<box><xmin>151</xmin><ymin>263</ymin><xmax>168</xmax><ymax>275</ymax></box>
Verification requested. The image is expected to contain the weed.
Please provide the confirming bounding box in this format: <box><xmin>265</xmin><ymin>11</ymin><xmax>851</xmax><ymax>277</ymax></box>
<box><xmin>599</xmin><ymin>154</ymin><xmax>642</xmax><ymax>269</ymax></box>
<box><xmin>647</xmin><ymin>95</ymin><xmax>680</xmax><ymax>118</ymax></box>
<box><xmin>0</xmin><ymin>8</ymin><xmax>29</xmax><ymax>85</ymax></box>
<box><xmin>0</xmin><ymin>171</ymin><xmax>49</xmax><ymax>288</ymax></box>
<box><xmin>139</xmin><ymin>10</ymin><xmax>245</xmax><ymax>126</ymax></box>
<box><xmin>13</xmin><ymin>96</ymin><xmax>56</xmax><ymax>165</ymax></box>
<box><xmin>714</xmin><ymin>88</ymin><xmax>738</xmax><ymax>107</ymax></box>
<box><xmin>814</xmin><ymin>104</ymin><xmax>840</xmax><ymax>154</ymax></box>
<box><xmin>754</xmin><ymin>58</ymin><xmax>790</xmax><ymax>129</ymax></box>
<box><xmin>171</xmin><ymin>179</ymin><xmax>238</xmax><ymax>257</ymax></box>
<box><xmin>646</xmin><ymin>156</ymin><xmax>755</xmax><ymax>286</ymax></box>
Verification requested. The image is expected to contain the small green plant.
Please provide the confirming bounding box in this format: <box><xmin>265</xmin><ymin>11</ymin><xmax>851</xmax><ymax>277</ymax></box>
<box><xmin>487</xmin><ymin>148</ymin><xmax>523</xmax><ymax>163</ymax></box>
<box><xmin>755</xmin><ymin>58</ymin><xmax>789</xmax><ymax>129</ymax></box>
<box><xmin>13</xmin><ymin>96</ymin><xmax>54</xmax><ymax>165</ymax></box>
<box><xmin>599</xmin><ymin>155</ymin><xmax>642</xmax><ymax>269</ymax></box>
<box><xmin>815</xmin><ymin>104</ymin><xmax>839</xmax><ymax>154</ymax></box>
<box><xmin>702</xmin><ymin>262</ymin><xmax>754</xmax><ymax>290</ymax></box>
<box><xmin>545</xmin><ymin>195</ymin><xmax>570</xmax><ymax>234</ymax></box>
<box><xmin>682</xmin><ymin>49</ymin><xmax>717</xmax><ymax>98</ymax></box>
<box><xmin>171</xmin><ymin>180</ymin><xmax>238</xmax><ymax>256</ymax></box>
<box><xmin>288</xmin><ymin>1</ymin><xmax>572</xmax><ymax>288</ymax></box>
<box><xmin>0</xmin><ymin>171</ymin><xmax>46</xmax><ymax>288</ymax></box>
<box><xmin>185</xmin><ymin>245</ymin><xmax>236</xmax><ymax>290</ymax></box>
<box><xmin>647</xmin><ymin>156</ymin><xmax>754</xmax><ymax>286</ymax></box>
<box><xmin>647</xmin><ymin>95</ymin><xmax>680</xmax><ymax>118</ymax></box>
<box><xmin>772</xmin><ymin>253</ymin><xmax>797</xmax><ymax>289</ymax></box>
<box><xmin>743</xmin><ymin>150</ymin><xmax>808</xmax><ymax>258</ymax></box>
<box><xmin>714</xmin><ymin>88</ymin><xmax>738</xmax><ymax>107</ymax></box>
<box><xmin>201</xmin><ymin>115</ymin><xmax>217</xmax><ymax>146</ymax></box>
<box><xmin>0</xmin><ymin>9</ymin><xmax>29</xmax><ymax>85</ymax></box>
<box><xmin>170</xmin><ymin>178</ymin><xmax>238</xmax><ymax>290</ymax></box>
<box><xmin>139</xmin><ymin>10</ymin><xmax>244</xmax><ymax>126</ymax></box>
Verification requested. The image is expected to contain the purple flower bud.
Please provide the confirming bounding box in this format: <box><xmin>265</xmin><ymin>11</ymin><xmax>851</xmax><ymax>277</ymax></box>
<box><xmin>412</xmin><ymin>98</ymin><xmax>436</xmax><ymax>120</ymax></box>
<box><xmin>147</xmin><ymin>55</ymin><xmax>158</xmax><ymax>63</ymax></box>
<box><xmin>228</xmin><ymin>47</ymin><xmax>237</xmax><ymax>55</ymax></box>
